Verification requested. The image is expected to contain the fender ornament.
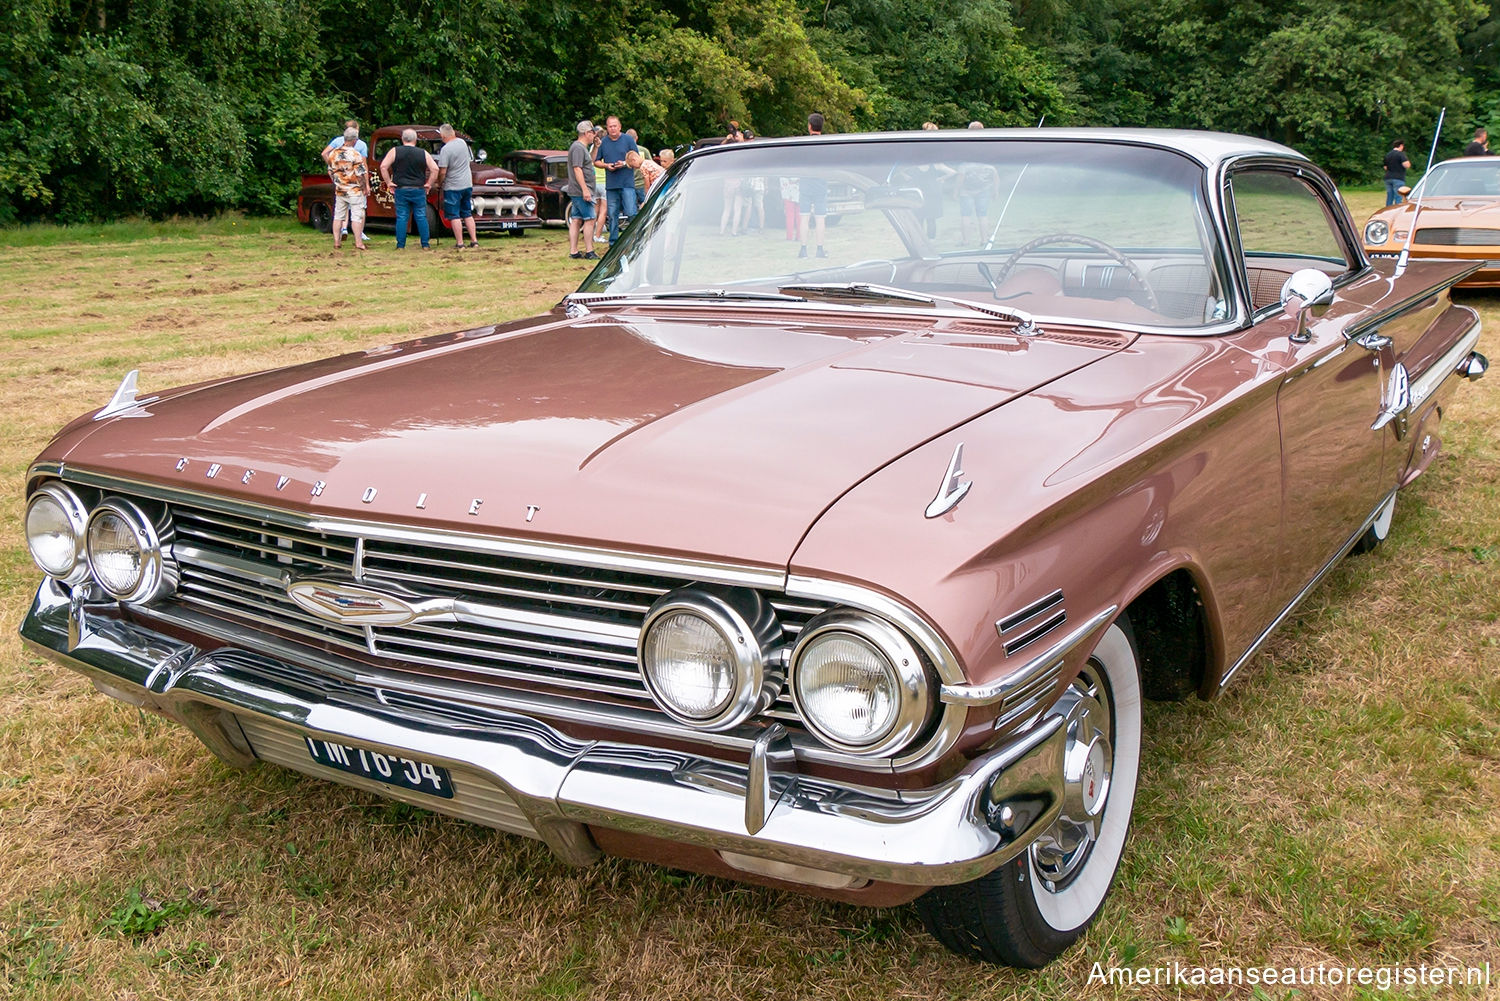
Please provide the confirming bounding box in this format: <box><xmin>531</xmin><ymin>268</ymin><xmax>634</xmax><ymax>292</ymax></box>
<box><xmin>924</xmin><ymin>442</ymin><xmax>972</xmax><ymax>519</ymax></box>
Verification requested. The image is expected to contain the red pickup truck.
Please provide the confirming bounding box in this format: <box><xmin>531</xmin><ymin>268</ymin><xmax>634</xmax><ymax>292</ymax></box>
<box><xmin>298</xmin><ymin>124</ymin><xmax>541</xmax><ymax>236</ymax></box>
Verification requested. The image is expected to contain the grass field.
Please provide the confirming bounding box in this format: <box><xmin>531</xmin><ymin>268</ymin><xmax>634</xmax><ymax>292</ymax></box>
<box><xmin>1</xmin><ymin>195</ymin><xmax>1497</xmax><ymax>1000</ymax></box>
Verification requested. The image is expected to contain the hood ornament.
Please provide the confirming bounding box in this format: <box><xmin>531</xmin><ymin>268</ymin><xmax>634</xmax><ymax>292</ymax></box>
<box><xmin>924</xmin><ymin>442</ymin><xmax>972</xmax><ymax>519</ymax></box>
<box><xmin>95</xmin><ymin>369</ymin><xmax>159</xmax><ymax>421</ymax></box>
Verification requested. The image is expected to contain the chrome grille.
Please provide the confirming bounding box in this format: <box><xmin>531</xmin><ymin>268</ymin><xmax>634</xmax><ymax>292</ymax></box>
<box><xmin>164</xmin><ymin>499</ymin><xmax>824</xmax><ymax>728</ymax></box>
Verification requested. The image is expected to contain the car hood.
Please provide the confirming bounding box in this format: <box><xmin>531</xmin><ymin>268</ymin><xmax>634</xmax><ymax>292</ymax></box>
<box><xmin>43</xmin><ymin>308</ymin><xmax>1130</xmax><ymax>567</ymax></box>
<box><xmin>1374</xmin><ymin>196</ymin><xmax>1500</xmax><ymax>227</ymax></box>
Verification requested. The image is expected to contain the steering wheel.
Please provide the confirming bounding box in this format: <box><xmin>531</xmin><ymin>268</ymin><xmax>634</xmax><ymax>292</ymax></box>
<box><xmin>993</xmin><ymin>233</ymin><xmax>1159</xmax><ymax>312</ymax></box>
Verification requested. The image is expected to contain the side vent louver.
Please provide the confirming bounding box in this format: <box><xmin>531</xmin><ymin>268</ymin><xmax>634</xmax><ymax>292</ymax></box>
<box><xmin>997</xmin><ymin>589</ymin><xmax>1066</xmax><ymax>657</ymax></box>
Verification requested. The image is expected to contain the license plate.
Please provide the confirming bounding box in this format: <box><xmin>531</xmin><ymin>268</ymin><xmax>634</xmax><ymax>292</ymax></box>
<box><xmin>304</xmin><ymin>737</ymin><xmax>454</xmax><ymax>799</ymax></box>
<box><xmin>497</xmin><ymin>220</ymin><xmax>518</xmax><ymax>229</ymax></box>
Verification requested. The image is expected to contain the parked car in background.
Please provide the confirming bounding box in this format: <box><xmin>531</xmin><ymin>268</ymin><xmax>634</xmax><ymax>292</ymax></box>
<box><xmin>24</xmin><ymin>129</ymin><xmax>1486</xmax><ymax>968</ymax></box>
<box><xmin>298</xmin><ymin>125</ymin><xmax>540</xmax><ymax>237</ymax></box>
<box><xmin>499</xmin><ymin>150</ymin><xmax>572</xmax><ymax>225</ymax></box>
<box><xmin>1362</xmin><ymin>155</ymin><xmax>1500</xmax><ymax>286</ymax></box>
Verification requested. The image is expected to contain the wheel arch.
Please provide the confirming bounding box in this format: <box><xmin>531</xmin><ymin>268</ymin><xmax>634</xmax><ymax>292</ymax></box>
<box><xmin>1114</xmin><ymin>561</ymin><xmax>1223</xmax><ymax>702</ymax></box>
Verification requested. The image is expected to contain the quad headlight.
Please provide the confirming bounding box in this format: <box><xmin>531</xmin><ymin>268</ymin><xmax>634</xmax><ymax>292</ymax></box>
<box><xmin>522</xmin><ymin>195</ymin><xmax>538</xmax><ymax>215</ymax></box>
<box><xmin>1364</xmin><ymin>219</ymin><xmax>1390</xmax><ymax>245</ymax></box>
<box><xmin>84</xmin><ymin>497</ymin><xmax>175</xmax><ymax>602</ymax></box>
<box><xmin>638</xmin><ymin>588</ymin><xmax>784</xmax><ymax>730</ymax></box>
<box><xmin>791</xmin><ymin>610</ymin><xmax>933</xmax><ymax>756</ymax></box>
<box><xmin>24</xmin><ymin>483</ymin><xmax>90</xmax><ymax>582</ymax></box>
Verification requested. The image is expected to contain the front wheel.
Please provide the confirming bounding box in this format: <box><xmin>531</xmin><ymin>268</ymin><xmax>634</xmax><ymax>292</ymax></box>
<box><xmin>916</xmin><ymin>619</ymin><xmax>1142</xmax><ymax>967</ymax></box>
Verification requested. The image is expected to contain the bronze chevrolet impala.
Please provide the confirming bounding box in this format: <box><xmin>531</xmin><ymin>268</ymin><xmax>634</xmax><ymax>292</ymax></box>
<box><xmin>20</xmin><ymin>130</ymin><xmax>1488</xmax><ymax>967</ymax></box>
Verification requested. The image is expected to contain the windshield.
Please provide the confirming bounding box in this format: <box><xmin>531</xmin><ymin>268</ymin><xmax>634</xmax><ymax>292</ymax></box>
<box><xmin>1415</xmin><ymin>160</ymin><xmax>1500</xmax><ymax>198</ymax></box>
<box><xmin>580</xmin><ymin>138</ymin><xmax>1230</xmax><ymax>328</ymax></box>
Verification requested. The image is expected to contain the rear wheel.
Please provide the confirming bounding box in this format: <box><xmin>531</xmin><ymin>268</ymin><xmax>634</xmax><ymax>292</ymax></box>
<box><xmin>916</xmin><ymin>618</ymin><xmax>1142</xmax><ymax>967</ymax></box>
<box><xmin>309</xmin><ymin>200</ymin><xmax>332</xmax><ymax>233</ymax></box>
<box><xmin>423</xmin><ymin>204</ymin><xmax>440</xmax><ymax>237</ymax></box>
<box><xmin>1352</xmin><ymin>492</ymin><xmax>1395</xmax><ymax>554</ymax></box>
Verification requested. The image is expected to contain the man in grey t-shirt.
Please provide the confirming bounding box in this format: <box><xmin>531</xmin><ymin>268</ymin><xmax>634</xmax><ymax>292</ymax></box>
<box><xmin>562</xmin><ymin>119</ymin><xmax>598</xmax><ymax>259</ymax></box>
<box><xmin>435</xmin><ymin>124</ymin><xmax>477</xmax><ymax>250</ymax></box>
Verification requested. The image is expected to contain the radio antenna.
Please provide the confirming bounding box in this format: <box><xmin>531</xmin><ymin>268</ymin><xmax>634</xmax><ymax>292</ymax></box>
<box><xmin>1395</xmin><ymin>107</ymin><xmax>1446</xmax><ymax>277</ymax></box>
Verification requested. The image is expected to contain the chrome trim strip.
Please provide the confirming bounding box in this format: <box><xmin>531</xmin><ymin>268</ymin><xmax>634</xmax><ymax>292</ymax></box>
<box><xmin>1343</xmin><ymin>268</ymin><xmax>1485</xmax><ymax>342</ymax></box>
<box><xmin>1218</xmin><ymin>488</ymin><xmax>1398</xmax><ymax>691</ymax></box>
<box><xmin>997</xmin><ymin>588</ymin><xmax>1064</xmax><ymax>634</ymax></box>
<box><xmin>941</xmin><ymin>606</ymin><xmax>1117</xmax><ymax>707</ymax></box>
<box><xmin>1406</xmin><ymin>317</ymin><xmax>1482</xmax><ymax>413</ymax></box>
<box><xmin>29</xmin><ymin>464</ymin><xmax>787</xmax><ymax>590</ymax></box>
<box><xmin>1001</xmin><ymin>609</ymin><xmax>1067</xmax><ymax>656</ymax></box>
<box><xmin>23</xmin><ymin>578</ymin><xmax>1067</xmax><ymax>886</ymax></box>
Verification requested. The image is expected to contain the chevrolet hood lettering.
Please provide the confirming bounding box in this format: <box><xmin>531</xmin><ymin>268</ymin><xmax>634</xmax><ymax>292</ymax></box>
<box><xmin>285</xmin><ymin>579</ymin><xmax>455</xmax><ymax>627</ymax></box>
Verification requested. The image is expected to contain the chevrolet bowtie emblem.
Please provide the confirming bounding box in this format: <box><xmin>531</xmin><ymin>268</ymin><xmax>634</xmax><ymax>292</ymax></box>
<box><xmin>285</xmin><ymin>579</ymin><xmax>453</xmax><ymax>627</ymax></box>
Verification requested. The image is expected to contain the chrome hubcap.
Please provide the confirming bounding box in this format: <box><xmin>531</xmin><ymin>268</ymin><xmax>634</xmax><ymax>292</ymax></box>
<box><xmin>1031</xmin><ymin>662</ymin><xmax>1114</xmax><ymax>890</ymax></box>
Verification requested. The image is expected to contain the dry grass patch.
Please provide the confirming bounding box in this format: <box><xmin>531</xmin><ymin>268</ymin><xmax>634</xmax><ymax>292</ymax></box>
<box><xmin>1</xmin><ymin>209</ymin><xmax>1496</xmax><ymax>999</ymax></box>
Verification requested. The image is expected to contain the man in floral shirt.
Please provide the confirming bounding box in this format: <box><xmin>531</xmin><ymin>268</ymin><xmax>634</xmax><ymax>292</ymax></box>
<box><xmin>321</xmin><ymin>127</ymin><xmax>370</xmax><ymax>251</ymax></box>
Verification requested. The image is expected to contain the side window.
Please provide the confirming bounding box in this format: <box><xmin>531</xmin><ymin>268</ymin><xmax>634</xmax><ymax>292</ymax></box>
<box><xmin>373</xmin><ymin>140</ymin><xmax>399</xmax><ymax>161</ymax></box>
<box><xmin>512</xmin><ymin>160</ymin><xmax>544</xmax><ymax>183</ymax></box>
<box><xmin>1231</xmin><ymin>170</ymin><xmax>1353</xmax><ymax>310</ymax></box>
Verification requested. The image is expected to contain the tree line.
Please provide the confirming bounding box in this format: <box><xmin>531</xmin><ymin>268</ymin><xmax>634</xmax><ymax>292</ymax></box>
<box><xmin>2</xmin><ymin>0</ymin><xmax>1494</xmax><ymax>222</ymax></box>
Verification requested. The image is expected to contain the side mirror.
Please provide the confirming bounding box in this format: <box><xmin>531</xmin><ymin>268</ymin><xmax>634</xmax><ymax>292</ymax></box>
<box><xmin>1398</xmin><ymin>185</ymin><xmax>1412</xmax><ymax>197</ymax></box>
<box><xmin>1280</xmin><ymin>268</ymin><xmax>1334</xmax><ymax>343</ymax></box>
<box><xmin>476</xmin><ymin>148</ymin><xmax>488</xmax><ymax>162</ymax></box>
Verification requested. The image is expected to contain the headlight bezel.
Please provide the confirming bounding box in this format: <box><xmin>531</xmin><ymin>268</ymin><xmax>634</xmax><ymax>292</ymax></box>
<box><xmin>638</xmin><ymin>588</ymin><xmax>785</xmax><ymax>731</ymax></box>
<box><xmin>1364</xmin><ymin>218</ymin><xmax>1390</xmax><ymax>246</ymax></box>
<box><xmin>522</xmin><ymin>194</ymin><xmax>538</xmax><ymax>215</ymax></box>
<box><xmin>790</xmin><ymin>609</ymin><xmax>934</xmax><ymax>756</ymax></box>
<box><xmin>84</xmin><ymin>496</ymin><xmax>176</xmax><ymax>603</ymax></box>
<box><xmin>24</xmin><ymin>482</ymin><xmax>91</xmax><ymax>583</ymax></box>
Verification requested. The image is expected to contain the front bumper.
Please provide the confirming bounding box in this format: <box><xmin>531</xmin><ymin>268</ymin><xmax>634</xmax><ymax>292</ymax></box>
<box><xmin>20</xmin><ymin>578</ymin><xmax>1065</xmax><ymax>887</ymax></box>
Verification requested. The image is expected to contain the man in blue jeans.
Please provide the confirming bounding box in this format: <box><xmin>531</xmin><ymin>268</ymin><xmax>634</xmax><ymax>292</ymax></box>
<box><xmin>595</xmin><ymin>116</ymin><xmax>638</xmax><ymax>241</ymax></box>
<box><xmin>379</xmin><ymin>129</ymin><xmax>439</xmax><ymax>249</ymax></box>
<box><xmin>436</xmin><ymin>123</ymin><xmax>478</xmax><ymax>249</ymax></box>
<box><xmin>564</xmin><ymin>120</ymin><xmax>598</xmax><ymax>259</ymax></box>
<box><xmin>1383</xmin><ymin>140</ymin><xmax>1410</xmax><ymax>206</ymax></box>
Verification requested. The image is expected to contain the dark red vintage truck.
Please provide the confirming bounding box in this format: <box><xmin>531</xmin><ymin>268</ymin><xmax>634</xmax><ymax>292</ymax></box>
<box><xmin>297</xmin><ymin>124</ymin><xmax>541</xmax><ymax>236</ymax></box>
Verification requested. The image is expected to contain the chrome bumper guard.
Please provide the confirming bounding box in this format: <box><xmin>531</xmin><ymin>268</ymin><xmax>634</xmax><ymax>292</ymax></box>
<box><xmin>21</xmin><ymin>579</ymin><xmax>1065</xmax><ymax>887</ymax></box>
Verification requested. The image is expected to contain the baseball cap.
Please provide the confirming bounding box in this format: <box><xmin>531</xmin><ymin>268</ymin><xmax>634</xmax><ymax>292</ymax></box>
<box><xmin>577</xmin><ymin>120</ymin><xmax>594</xmax><ymax>134</ymax></box>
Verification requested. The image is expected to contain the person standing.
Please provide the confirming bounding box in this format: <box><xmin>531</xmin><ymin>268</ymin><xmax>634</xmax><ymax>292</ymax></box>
<box><xmin>1465</xmin><ymin>128</ymin><xmax>1490</xmax><ymax>156</ymax></box>
<box><xmin>380</xmin><ymin>128</ymin><xmax>439</xmax><ymax>249</ymax></box>
<box><xmin>324</xmin><ymin>120</ymin><xmax>367</xmax><ymax>240</ymax></box>
<box><xmin>798</xmin><ymin>112</ymin><xmax>828</xmax><ymax>259</ymax></box>
<box><xmin>563</xmin><ymin>120</ymin><xmax>599</xmax><ymax>260</ymax></box>
<box><xmin>435</xmin><ymin>124</ymin><xmax>478</xmax><ymax>250</ymax></box>
<box><xmin>322</xmin><ymin>127</ymin><xmax>370</xmax><ymax>251</ymax></box>
<box><xmin>1383</xmin><ymin>141</ymin><xmax>1410</xmax><ymax>206</ymax></box>
<box><xmin>595</xmin><ymin>116</ymin><xmax>639</xmax><ymax>242</ymax></box>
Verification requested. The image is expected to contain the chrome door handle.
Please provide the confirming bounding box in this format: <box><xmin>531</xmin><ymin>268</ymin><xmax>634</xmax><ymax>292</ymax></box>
<box><xmin>1353</xmin><ymin>331</ymin><xmax>1392</xmax><ymax>352</ymax></box>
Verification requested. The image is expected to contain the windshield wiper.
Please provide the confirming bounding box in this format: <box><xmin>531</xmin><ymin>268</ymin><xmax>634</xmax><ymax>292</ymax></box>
<box><xmin>777</xmin><ymin>282</ymin><xmax>1039</xmax><ymax>334</ymax></box>
<box><xmin>563</xmin><ymin>288</ymin><xmax>806</xmax><ymax>316</ymax></box>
